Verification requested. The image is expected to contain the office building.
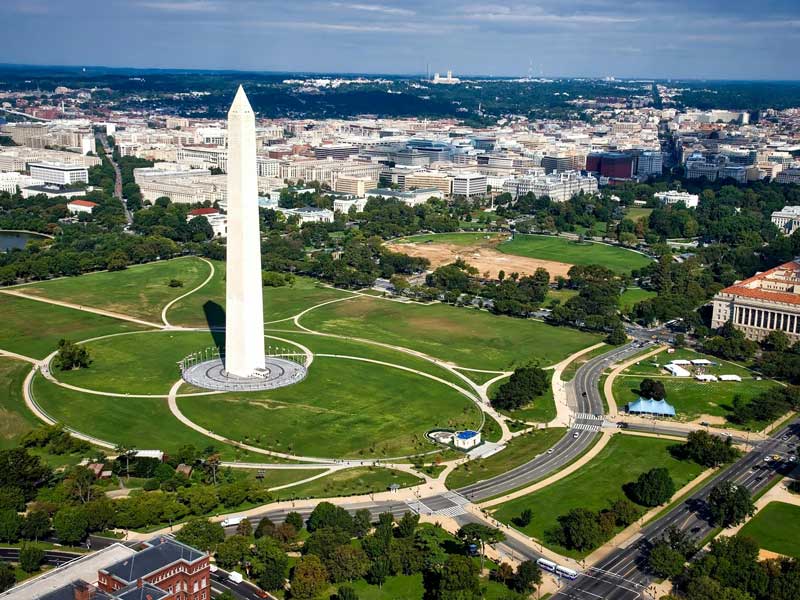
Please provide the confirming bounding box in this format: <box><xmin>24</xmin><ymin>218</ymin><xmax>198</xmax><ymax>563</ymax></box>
<box><xmin>28</xmin><ymin>162</ymin><xmax>89</xmax><ymax>186</ymax></box>
<box><xmin>451</xmin><ymin>172</ymin><xmax>487</xmax><ymax>197</ymax></box>
<box><xmin>771</xmin><ymin>206</ymin><xmax>800</xmax><ymax>235</ymax></box>
<box><xmin>711</xmin><ymin>260</ymin><xmax>800</xmax><ymax>343</ymax></box>
<box><xmin>0</xmin><ymin>172</ymin><xmax>43</xmax><ymax>194</ymax></box>
<box><xmin>334</xmin><ymin>175</ymin><xmax>377</xmax><ymax>197</ymax></box>
<box><xmin>503</xmin><ymin>171</ymin><xmax>598</xmax><ymax>202</ymax></box>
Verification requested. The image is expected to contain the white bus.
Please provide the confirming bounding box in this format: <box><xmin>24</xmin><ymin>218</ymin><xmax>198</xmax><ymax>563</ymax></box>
<box><xmin>556</xmin><ymin>565</ymin><xmax>579</xmax><ymax>580</ymax></box>
<box><xmin>536</xmin><ymin>558</ymin><xmax>557</xmax><ymax>573</ymax></box>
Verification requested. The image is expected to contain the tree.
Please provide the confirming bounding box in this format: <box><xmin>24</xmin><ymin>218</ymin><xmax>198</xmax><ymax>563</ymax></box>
<box><xmin>290</xmin><ymin>555</ymin><xmax>329</xmax><ymax>599</ymax></box>
<box><xmin>307</xmin><ymin>502</ymin><xmax>353</xmax><ymax>534</ymax></box>
<box><xmin>304</xmin><ymin>527</ymin><xmax>351</xmax><ymax>564</ymax></box>
<box><xmin>639</xmin><ymin>378</ymin><xmax>666</xmax><ymax>401</ymax></box>
<box><xmin>609</xmin><ymin>498</ymin><xmax>639</xmax><ymax>527</ymax></box>
<box><xmin>0</xmin><ymin>488</ymin><xmax>24</xmax><ymax>512</ymax></box>
<box><xmin>648</xmin><ymin>540</ymin><xmax>685</xmax><ymax>579</ymax></box>
<box><xmin>606</xmin><ymin>323</ymin><xmax>628</xmax><ymax>345</ymax></box>
<box><xmin>0</xmin><ymin>448</ymin><xmax>51</xmax><ymax>500</ymax></box>
<box><xmin>456</xmin><ymin>523</ymin><xmax>505</xmax><ymax>572</ymax></box>
<box><xmin>21</xmin><ymin>511</ymin><xmax>50</xmax><ymax>541</ymax></box>
<box><xmin>336</xmin><ymin>584</ymin><xmax>359</xmax><ymax>600</ymax></box>
<box><xmin>255</xmin><ymin>516</ymin><xmax>276</xmax><ymax>539</ymax></box>
<box><xmin>492</xmin><ymin>365</ymin><xmax>550</xmax><ymax>411</ymax></box>
<box><xmin>677</xmin><ymin>430</ymin><xmax>740</xmax><ymax>467</ymax></box>
<box><xmin>216</xmin><ymin>535</ymin><xmax>250</xmax><ymax>569</ymax></box>
<box><xmin>513</xmin><ymin>508</ymin><xmax>533</xmax><ymax>527</ymax></box>
<box><xmin>352</xmin><ymin>509</ymin><xmax>371</xmax><ymax>538</ymax></box>
<box><xmin>174</xmin><ymin>518</ymin><xmax>225</xmax><ymax>552</ymax></box>
<box><xmin>708</xmin><ymin>481</ymin><xmax>755</xmax><ymax>527</ymax></box>
<box><xmin>547</xmin><ymin>508</ymin><xmax>604</xmax><ymax>551</ymax></box>
<box><xmin>236</xmin><ymin>518</ymin><xmax>253</xmax><ymax>537</ymax></box>
<box><xmin>627</xmin><ymin>467</ymin><xmax>676</xmax><ymax>506</ymax></box>
<box><xmin>53</xmin><ymin>339</ymin><xmax>92</xmax><ymax>371</ymax></box>
<box><xmin>512</xmin><ymin>560</ymin><xmax>542</xmax><ymax>594</ymax></box>
<box><xmin>18</xmin><ymin>542</ymin><xmax>44</xmax><ymax>573</ymax></box>
<box><xmin>251</xmin><ymin>537</ymin><xmax>288</xmax><ymax>592</ymax></box>
<box><xmin>396</xmin><ymin>511</ymin><xmax>419</xmax><ymax>538</ymax></box>
<box><xmin>437</xmin><ymin>554</ymin><xmax>480</xmax><ymax>599</ymax></box>
<box><xmin>327</xmin><ymin>545</ymin><xmax>369</xmax><ymax>583</ymax></box>
<box><xmin>0</xmin><ymin>510</ymin><xmax>21</xmax><ymax>543</ymax></box>
<box><xmin>286</xmin><ymin>511</ymin><xmax>304</xmax><ymax>533</ymax></box>
<box><xmin>53</xmin><ymin>506</ymin><xmax>89</xmax><ymax>545</ymax></box>
<box><xmin>366</xmin><ymin>556</ymin><xmax>392</xmax><ymax>588</ymax></box>
<box><xmin>0</xmin><ymin>562</ymin><xmax>14</xmax><ymax>593</ymax></box>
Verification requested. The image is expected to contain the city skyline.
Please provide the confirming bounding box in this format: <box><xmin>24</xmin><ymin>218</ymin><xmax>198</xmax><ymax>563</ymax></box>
<box><xmin>1</xmin><ymin>0</ymin><xmax>799</xmax><ymax>80</ymax></box>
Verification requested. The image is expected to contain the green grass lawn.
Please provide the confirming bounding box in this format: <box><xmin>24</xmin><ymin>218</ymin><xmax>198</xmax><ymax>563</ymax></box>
<box><xmin>613</xmin><ymin>348</ymin><xmax>778</xmax><ymax>428</ymax></box>
<box><xmin>245</xmin><ymin>468</ymin><xmax>327</xmax><ymax>490</ymax></box>
<box><xmin>0</xmin><ymin>293</ymin><xmax>149</xmax><ymax>360</ymax></box>
<box><xmin>561</xmin><ymin>344</ymin><xmax>610</xmax><ymax>383</ymax></box>
<box><xmin>0</xmin><ymin>358</ymin><xmax>38</xmax><ymax>449</ymax></box>
<box><xmin>300</xmin><ymin>295</ymin><xmax>602</xmax><ymax>371</ymax></box>
<box><xmin>619</xmin><ymin>288</ymin><xmax>657</xmax><ymax>312</ymax></box>
<box><xmin>613</xmin><ymin>375</ymin><xmax>778</xmax><ymax>428</ymax></box>
<box><xmin>738</xmin><ymin>501</ymin><xmax>800</xmax><ymax>558</ymax></box>
<box><xmin>272</xmin><ymin>467</ymin><xmax>421</xmax><ymax>500</ymax></box>
<box><xmin>491</xmin><ymin>434</ymin><xmax>704</xmax><ymax>558</ymax></box>
<box><xmin>19</xmin><ymin>258</ymin><xmax>211</xmax><ymax>322</ymax></box>
<box><xmin>546</xmin><ymin>288</ymin><xmax>578</xmax><ymax>307</ymax></box>
<box><xmin>166</xmin><ymin>260</ymin><xmax>352</xmax><ymax>328</ymax></box>
<box><xmin>178</xmin><ymin>356</ymin><xmax>482</xmax><ymax>459</ymax></box>
<box><xmin>497</xmin><ymin>234</ymin><xmax>651</xmax><ymax>274</ymax></box>
<box><xmin>31</xmin><ymin>372</ymin><xmax>241</xmax><ymax>460</ymax></box>
<box><xmin>57</xmin><ymin>329</ymin><xmax>222</xmax><ymax>395</ymax></box>
<box><xmin>491</xmin><ymin>373</ymin><xmax>556</xmax><ymax>424</ymax></box>
<box><xmin>446</xmin><ymin>427</ymin><xmax>566</xmax><ymax>490</ymax></box>
<box><xmin>626</xmin><ymin>207</ymin><xmax>653</xmax><ymax>222</ymax></box>
<box><xmin>393</xmin><ymin>232</ymin><xmax>504</xmax><ymax>246</ymax></box>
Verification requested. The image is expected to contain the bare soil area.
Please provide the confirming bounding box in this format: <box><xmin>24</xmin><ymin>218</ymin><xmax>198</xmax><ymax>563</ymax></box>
<box><xmin>386</xmin><ymin>237</ymin><xmax>573</xmax><ymax>281</ymax></box>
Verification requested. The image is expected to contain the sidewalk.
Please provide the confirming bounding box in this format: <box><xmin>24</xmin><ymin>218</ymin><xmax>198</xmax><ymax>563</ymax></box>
<box><xmin>551</xmin><ymin>342</ymin><xmax>607</xmax><ymax>427</ymax></box>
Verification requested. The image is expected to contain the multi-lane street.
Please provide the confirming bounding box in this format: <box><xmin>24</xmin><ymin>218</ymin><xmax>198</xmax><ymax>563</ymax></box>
<box><xmin>556</xmin><ymin>419</ymin><xmax>799</xmax><ymax>600</ymax></box>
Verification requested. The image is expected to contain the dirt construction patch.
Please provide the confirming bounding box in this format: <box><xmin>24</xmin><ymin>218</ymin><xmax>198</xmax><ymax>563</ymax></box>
<box><xmin>386</xmin><ymin>236</ymin><xmax>573</xmax><ymax>281</ymax></box>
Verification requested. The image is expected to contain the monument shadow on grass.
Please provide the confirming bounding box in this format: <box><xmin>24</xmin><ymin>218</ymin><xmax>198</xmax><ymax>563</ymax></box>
<box><xmin>203</xmin><ymin>300</ymin><xmax>226</xmax><ymax>350</ymax></box>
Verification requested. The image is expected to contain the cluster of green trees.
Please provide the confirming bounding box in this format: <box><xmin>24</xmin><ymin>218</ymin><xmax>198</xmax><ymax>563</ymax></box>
<box><xmin>549</xmin><ymin>264</ymin><xmax>623</xmax><ymax>333</ymax></box>
<box><xmin>132</xmin><ymin>197</ymin><xmax>214</xmax><ymax>242</ymax></box>
<box><xmin>661</xmin><ymin>534</ymin><xmax>800</xmax><ymax>600</ymax></box>
<box><xmin>491</xmin><ymin>365</ymin><xmax>549</xmax><ymax>411</ymax></box>
<box><xmin>53</xmin><ymin>338</ymin><xmax>92</xmax><ymax>371</ymax></box>
<box><xmin>730</xmin><ymin>387</ymin><xmax>800</xmax><ymax>426</ymax></box>
<box><xmin>0</xmin><ymin>437</ymin><xmax>276</xmax><ymax>547</ymax></box>
<box><xmin>496</xmin><ymin>190</ymin><xmax>620</xmax><ymax>236</ymax></box>
<box><xmin>546</xmin><ymin>498</ymin><xmax>641</xmax><ymax>552</ymax></box>
<box><xmin>625</xmin><ymin>467</ymin><xmax>676</xmax><ymax>507</ymax></box>
<box><xmin>638</xmin><ymin>378</ymin><xmax>667</xmax><ymax>401</ymax></box>
<box><xmin>175</xmin><ymin>502</ymin><xmax>528</xmax><ymax>600</ymax></box>
<box><xmin>672</xmin><ymin>430</ymin><xmax>741</xmax><ymax>467</ymax></box>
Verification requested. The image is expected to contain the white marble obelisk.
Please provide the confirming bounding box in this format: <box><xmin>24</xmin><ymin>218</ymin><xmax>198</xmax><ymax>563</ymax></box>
<box><xmin>224</xmin><ymin>86</ymin><xmax>265</xmax><ymax>377</ymax></box>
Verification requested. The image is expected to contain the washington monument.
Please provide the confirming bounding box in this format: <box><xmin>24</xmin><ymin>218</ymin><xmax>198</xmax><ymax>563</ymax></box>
<box><xmin>224</xmin><ymin>86</ymin><xmax>265</xmax><ymax>377</ymax></box>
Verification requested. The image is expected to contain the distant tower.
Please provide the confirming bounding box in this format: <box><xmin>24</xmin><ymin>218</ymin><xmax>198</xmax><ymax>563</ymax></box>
<box><xmin>224</xmin><ymin>86</ymin><xmax>265</xmax><ymax>377</ymax></box>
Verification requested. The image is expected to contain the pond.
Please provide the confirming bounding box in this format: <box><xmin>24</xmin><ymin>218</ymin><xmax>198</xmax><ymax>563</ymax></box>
<box><xmin>0</xmin><ymin>230</ymin><xmax>50</xmax><ymax>251</ymax></box>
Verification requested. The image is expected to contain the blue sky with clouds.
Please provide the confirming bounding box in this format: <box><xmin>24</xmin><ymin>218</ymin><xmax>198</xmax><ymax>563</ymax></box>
<box><xmin>1</xmin><ymin>0</ymin><xmax>798</xmax><ymax>79</ymax></box>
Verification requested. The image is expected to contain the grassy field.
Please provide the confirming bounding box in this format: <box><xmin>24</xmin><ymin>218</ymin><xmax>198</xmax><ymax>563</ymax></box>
<box><xmin>626</xmin><ymin>207</ymin><xmax>653</xmax><ymax>222</ymax></box>
<box><xmin>497</xmin><ymin>234</ymin><xmax>651</xmax><ymax>274</ymax></box>
<box><xmin>491</xmin><ymin>434</ymin><xmax>705</xmax><ymax>558</ymax></box>
<box><xmin>738</xmin><ymin>501</ymin><xmax>800</xmax><ymax>558</ymax></box>
<box><xmin>0</xmin><ymin>293</ymin><xmax>148</xmax><ymax>360</ymax></box>
<box><xmin>166</xmin><ymin>260</ymin><xmax>352</xmax><ymax>328</ymax></box>
<box><xmin>613</xmin><ymin>348</ymin><xmax>778</xmax><ymax>428</ymax></box>
<box><xmin>490</xmin><ymin>373</ymin><xmax>556</xmax><ymax>424</ymax></box>
<box><xmin>178</xmin><ymin>356</ymin><xmax>481</xmax><ymax>459</ymax></box>
<box><xmin>272</xmin><ymin>467</ymin><xmax>421</xmax><ymax>500</ymax></box>
<box><xmin>394</xmin><ymin>232</ymin><xmax>504</xmax><ymax>246</ymax></box>
<box><xmin>545</xmin><ymin>288</ymin><xmax>579</xmax><ymax>306</ymax></box>
<box><xmin>0</xmin><ymin>358</ymin><xmax>38</xmax><ymax>449</ymax></box>
<box><xmin>619</xmin><ymin>288</ymin><xmax>657</xmax><ymax>312</ymax></box>
<box><xmin>446</xmin><ymin>428</ymin><xmax>566</xmax><ymax>490</ymax></box>
<box><xmin>19</xmin><ymin>258</ymin><xmax>211</xmax><ymax>322</ymax></box>
<box><xmin>31</xmin><ymin>373</ymin><xmax>241</xmax><ymax>460</ymax></box>
<box><xmin>58</xmin><ymin>330</ymin><xmax>221</xmax><ymax>395</ymax></box>
<box><xmin>299</xmin><ymin>295</ymin><xmax>602</xmax><ymax>371</ymax></box>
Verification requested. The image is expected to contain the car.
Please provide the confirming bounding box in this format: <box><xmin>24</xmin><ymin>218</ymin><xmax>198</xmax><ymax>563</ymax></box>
<box><xmin>581</xmin><ymin>391</ymin><xmax>587</xmax><ymax>397</ymax></box>
<box><xmin>755</xmin><ymin>476</ymin><xmax>764</xmax><ymax>482</ymax></box>
<box><xmin>764</xmin><ymin>456</ymin><xmax>772</xmax><ymax>462</ymax></box>
<box><xmin>547</xmin><ymin>448</ymin><xmax>555</xmax><ymax>454</ymax></box>
<box><xmin>573</xmin><ymin>432</ymin><xmax>580</xmax><ymax>438</ymax></box>
<box><xmin>700</xmin><ymin>422</ymin><xmax>711</xmax><ymax>427</ymax></box>
<box><xmin>782</xmin><ymin>435</ymin><xmax>790</xmax><ymax>441</ymax></box>
<box><xmin>790</xmin><ymin>456</ymin><xmax>797</xmax><ymax>462</ymax></box>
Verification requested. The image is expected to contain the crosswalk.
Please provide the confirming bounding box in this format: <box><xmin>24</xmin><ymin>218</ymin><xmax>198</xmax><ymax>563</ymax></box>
<box><xmin>406</xmin><ymin>491</ymin><xmax>470</xmax><ymax>518</ymax></box>
<box><xmin>573</xmin><ymin>422</ymin><xmax>602</xmax><ymax>432</ymax></box>
<box><xmin>575</xmin><ymin>412</ymin><xmax>604</xmax><ymax>421</ymax></box>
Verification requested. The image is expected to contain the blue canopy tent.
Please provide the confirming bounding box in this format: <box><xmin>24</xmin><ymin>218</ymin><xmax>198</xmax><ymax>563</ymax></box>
<box><xmin>627</xmin><ymin>397</ymin><xmax>676</xmax><ymax>416</ymax></box>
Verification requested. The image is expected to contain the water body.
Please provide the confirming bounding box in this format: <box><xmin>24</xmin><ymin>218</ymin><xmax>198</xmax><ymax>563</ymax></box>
<box><xmin>0</xmin><ymin>230</ymin><xmax>49</xmax><ymax>251</ymax></box>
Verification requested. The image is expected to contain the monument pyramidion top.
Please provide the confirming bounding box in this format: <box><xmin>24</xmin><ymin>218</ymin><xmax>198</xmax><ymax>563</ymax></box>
<box><xmin>228</xmin><ymin>85</ymin><xmax>254</xmax><ymax>116</ymax></box>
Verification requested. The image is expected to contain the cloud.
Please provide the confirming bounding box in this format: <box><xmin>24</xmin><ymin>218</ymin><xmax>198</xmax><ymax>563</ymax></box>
<box><xmin>261</xmin><ymin>19</ymin><xmax>468</xmax><ymax>34</ymax></box>
<box><xmin>139</xmin><ymin>1</ymin><xmax>220</xmax><ymax>12</ymax></box>
<box><xmin>330</xmin><ymin>2</ymin><xmax>416</xmax><ymax>16</ymax></box>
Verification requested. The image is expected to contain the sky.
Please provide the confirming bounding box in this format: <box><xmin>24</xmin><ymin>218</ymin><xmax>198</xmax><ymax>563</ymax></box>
<box><xmin>0</xmin><ymin>0</ymin><xmax>799</xmax><ymax>79</ymax></box>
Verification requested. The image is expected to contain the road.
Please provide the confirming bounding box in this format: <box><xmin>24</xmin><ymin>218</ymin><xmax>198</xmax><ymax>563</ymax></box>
<box><xmin>456</xmin><ymin>342</ymin><xmax>646</xmax><ymax>502</ymax></box>
<box><xmin>556</xmin><ymin>419</ymin><xmax>800</xmax><ymax>600</ymax></box>
<box><xmin>0</xmin><ymin>547</ymin><xmax>83</xmax><ymax>568</ymax></box>
<box><xmin>95</xmin><ymin>133</ymin><xmax>132</xmax><ymax>224</ymax></box>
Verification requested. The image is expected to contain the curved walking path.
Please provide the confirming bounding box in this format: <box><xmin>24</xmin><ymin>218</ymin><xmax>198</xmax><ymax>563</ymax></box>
<box><xmin>603</xmin><ymin>344</ymin><xmax>666</xmax><ymax>418</ymax></box>
<box><xmin>161</xmin><ymin>257</ymin><xmax>216</xmax><ymax>327</ymax></box>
